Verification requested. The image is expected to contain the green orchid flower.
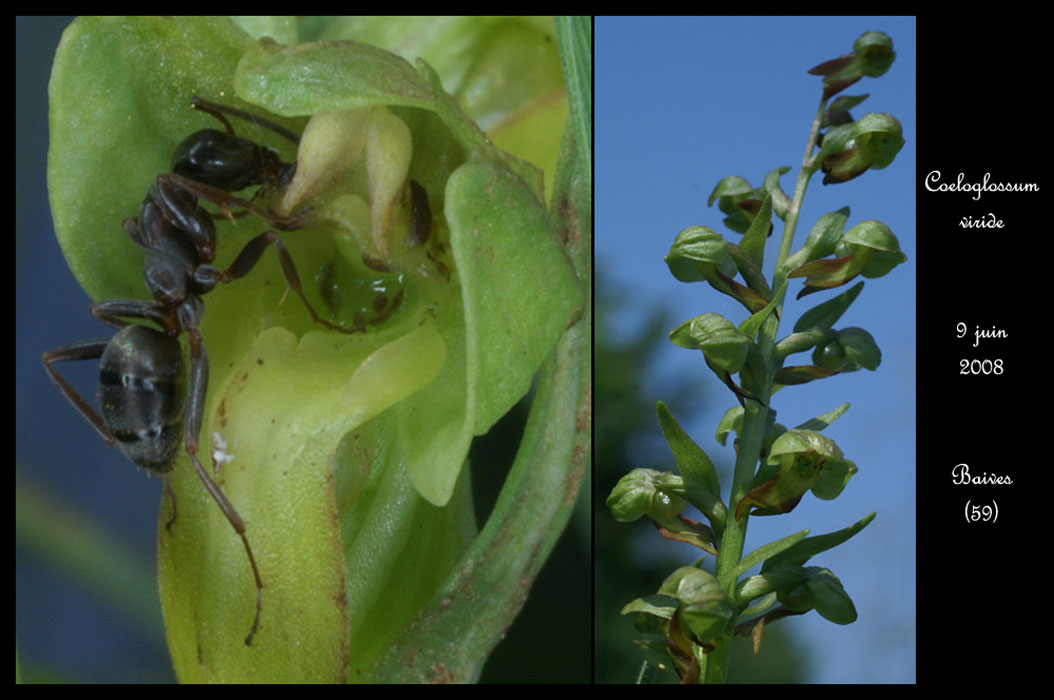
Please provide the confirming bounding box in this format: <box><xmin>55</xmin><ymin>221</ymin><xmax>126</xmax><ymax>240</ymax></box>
<box><xmin>735</xmin><ymin>429</ymin><xmax>857</xmax><ymax>521</ymax></box>
<box><xmin>48</xmin><ymin>16</ymin><xmax>588</xmax><ymax>683</ymax></box>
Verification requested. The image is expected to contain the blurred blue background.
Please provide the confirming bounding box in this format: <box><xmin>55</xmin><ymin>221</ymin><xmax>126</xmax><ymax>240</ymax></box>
<box><xmin>596</xmin><ymin>16</ymin><xmax>915</xmax><ymax>683</ymax></box>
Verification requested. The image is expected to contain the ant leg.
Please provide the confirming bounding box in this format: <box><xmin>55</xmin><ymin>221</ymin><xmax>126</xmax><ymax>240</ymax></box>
<box><xmin>90</xmin><ymin>299</ymin><xmax>179</xmax><ymax>335</ymax></box>
<box><xmin>156</xmin><ymin>173</ymin><xmax>309</xmax><ymax>231</ymax></box>
<box><xmin>182</xmin><ymin>328</ymin><xmax>263</xmax><ymax>645</ymax></box>
<box><xmin>42</xmin><ymin>339</ymin><xmax>116</xmax><ymax>445</ymax></box>
<box><xmin>190</xmin><ymin>96</ymin><xmax>301</xmax><ymax>146</ymax></box>
<box><xmin>221</xmin><ymin>231</ymin><xmax>366</xmax><ymax>334</ymax></box>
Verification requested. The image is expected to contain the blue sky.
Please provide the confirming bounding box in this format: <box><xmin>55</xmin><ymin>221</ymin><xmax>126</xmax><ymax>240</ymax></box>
<box><xmin>597</xmin><ymin>17</ymin><xmax>916</xmax><ymax>683</ymax></box>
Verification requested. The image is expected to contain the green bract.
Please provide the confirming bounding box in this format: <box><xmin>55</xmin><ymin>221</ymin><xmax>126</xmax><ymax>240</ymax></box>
<box><xmin>49</xmin><ymin>16</ymin><xmax>585</xmax><ymax>683</ymax></box>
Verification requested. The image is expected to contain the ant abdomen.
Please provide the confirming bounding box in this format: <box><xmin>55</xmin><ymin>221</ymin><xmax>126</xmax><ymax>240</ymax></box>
<box><xmin>98</xmin><ymin>324</ymin><xmax>186</xmax><ymax>474</ymax></box>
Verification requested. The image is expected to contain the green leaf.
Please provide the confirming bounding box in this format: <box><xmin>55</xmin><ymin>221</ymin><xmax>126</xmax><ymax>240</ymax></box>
<box><xmin>739</xmin><ymin>193</ymin><xmax>772</xmax><ymax>266</ymax></box>
<box><xmin>737</xmin><ymin>279</ymin><xmax>787</xmax><ymax>342</ymax></box>
<box><xmin>761</xmin><ymin>512</ymin><xmax>876</xmax><ymax>573</ymax></box>
<box><xmin>793</xmin><ymin>281</ymin><xmax>865</xmax><ymax>333</ymax></box>
<box><xmin>725</xmin><ymin>529</ymin><xmax>810</xmax><ymax>585</ymax></box>
<box><xmin>793</xmin><ymin>403</ymin><xmax>851</xmax><ymax>432</ymax></box>
<box><xmin>656</xmin><ymin>402</ymin><xmax>727</xmax><ymax>532</ymax></box>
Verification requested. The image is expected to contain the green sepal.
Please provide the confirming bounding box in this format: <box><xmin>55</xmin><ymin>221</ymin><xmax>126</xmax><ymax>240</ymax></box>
<box><xmin>820</xmin><ymin>113</ymin><xmax>904</xmax><ymax>184</ymax></box>
<box><xmin>835</xmin><ymin>219</ymin><xmax>907</xmax><ymax>279</ymax></box>
<box><xmin>708</xmin><ymin>175</ymin><xmax>762</xmax><ymax>234</ymax></box>
<box><xmin>777</xmin><ymin>567</ymin><xmax>858</xmax><ymax>624</ymax></box>
<box><xmin>665</xmin><ymin>226</ymin><xmax>737</xmax><ymax>282</ymax></box>
<box><xmin>669</xmin><ymin>312</ymin><xmax>753</xmax><ymax>374</ymax></box>
<box><xmin>854</xmin><ymin>31</ymin><xmax>896</xmax><ymax>77</ymax></box>
<box><xmin>656</xmin><ymin>402</ymin><xmax>727</xmax><ymax>533</ymax></box>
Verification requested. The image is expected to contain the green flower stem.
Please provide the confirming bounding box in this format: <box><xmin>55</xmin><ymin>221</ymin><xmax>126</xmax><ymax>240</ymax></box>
<box><xmin>709</xmin><ymin>95</ymin><xmax>828</xmax><ymax>684</ymax></box>
<box><xmin>774</xmin><ymin>98</ymin><xmax>828</xmax><ymax>294</ymax></box>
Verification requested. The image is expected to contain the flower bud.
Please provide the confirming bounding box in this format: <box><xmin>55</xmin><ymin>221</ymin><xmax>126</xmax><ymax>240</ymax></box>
<box><xmin>665</xmin><ymin>226</ymin><xmax>737</xmax><ymax>283</ymax></box>
<box><xmin>853</xmin><ymin>31</ymin><xmax>896</xmax><ymax>78</ymax></box>
<box><xmin>788</xmin><ymin>220</ymin><xmax>905</xmax><ymax>297</ymax></box>
<box><xmin>660</xmin><ymin>567</ymin><xmax>735</xmax><ymax>646</ymax></box>
<box><xmin>808</xmin><ymin>31</ymin><xmax>896</xmax><ymax>99</ymax></box>
<box><xmin>669</xmin><ymin>312</ymin><xmax>752</xmax><ymax>373</ymax></box>
<box><xmin>820</xmin><ymin>113</ymin><xmax>904</xmax><ymax>184</ymax></box>
<box><xmin>835</xmin><ymin>219</ymin><xmax>907</xmax><ymax>279</ymax></box>
<box><xmin>811</xmin><ymin>327</ymin><xmax>881</xmax><ymax>372</ymax></box>
<box><xmin>707</xmin><ymin>175</ymin><xmax>767</xmax><ymax>234</ymax></box>
<box><xmin>606</xmin><ymin>468</ymin><xmax>686</xmax><ymax>522</ymax></box>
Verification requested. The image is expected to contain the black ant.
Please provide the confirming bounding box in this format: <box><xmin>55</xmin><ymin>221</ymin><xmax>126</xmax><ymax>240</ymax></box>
<box><xmin>41</xmin><ymin>96</ymin><xmax>366</xmax><ymax>646</ymax></box>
